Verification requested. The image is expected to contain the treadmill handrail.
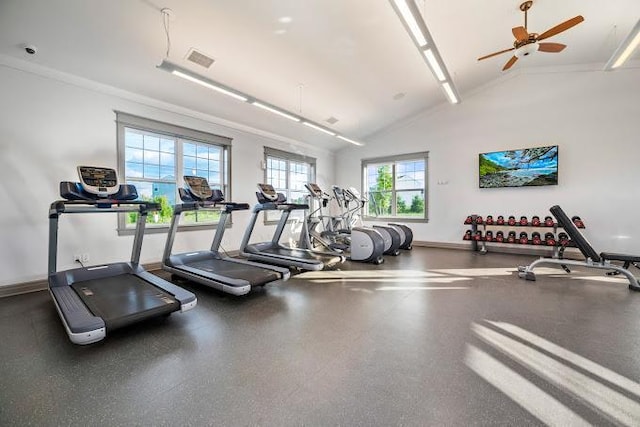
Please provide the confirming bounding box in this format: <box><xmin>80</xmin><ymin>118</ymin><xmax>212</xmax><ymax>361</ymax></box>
<box><xmin>252</xmin><ymin>202</ymin><xmax>309</xmax><ymax>212</ymax></box>
<box><xmin>174</xmin><ymin>201</ymin><xmax>250</xmax><ymax>215</ymax></box>
<box><xmin>49</xmin><ymin>199</ymin><xmax>160</xmax><ymax>217</ymax></box>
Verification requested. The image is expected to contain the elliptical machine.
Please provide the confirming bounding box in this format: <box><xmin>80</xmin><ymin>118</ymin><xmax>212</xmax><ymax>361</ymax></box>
<box><xmin>302</xmin><ymin>183</ymin><xmax>385</xmax><ymax>265</ymax></box>
<box><xmin>344</xmin><ymin>187</ymin><xmax>402</xmax><ymax>256</ymax></box>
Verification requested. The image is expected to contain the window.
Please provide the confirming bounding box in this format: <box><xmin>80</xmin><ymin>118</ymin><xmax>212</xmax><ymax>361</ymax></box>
<box><xmin>264</xmin><ymin>147</ymin><xmax>316</xmax><ymax>223</ymax></box>
<box><xmin>116</xmin><ymin>112</ymin><xmax>231</xmax><ymax>232</ymax></box>
<box><xmin>362</xmin><ymin>152</ymin><xmax>428</xmax><ymax>222</ymax></box>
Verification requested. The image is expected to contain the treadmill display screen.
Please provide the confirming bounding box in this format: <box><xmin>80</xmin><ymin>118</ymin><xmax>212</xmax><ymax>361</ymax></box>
<box><xmin>184</xmin><ymin>176</ymin><xmax>213</xmax><ymax>200</ymax></box>
<box><xmin>258</xmin><ymin>183</ymin><xmax>278</xmax><ymax>201</ymax></box>
<box><xmin>77</xmin><ymin>166</ymin><xmax>119</xmax><ymax>196</ymax></box>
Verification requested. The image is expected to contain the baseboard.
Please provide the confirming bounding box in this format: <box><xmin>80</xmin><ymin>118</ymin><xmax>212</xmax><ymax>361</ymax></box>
<box><xmin>413</xmin><ymin>240</ymin><xmax>471</xmax><ymax>250</ymax></box>
<box><xmin>0</xmin><ymin>279</ymin><xmax>48</xmax><ymax>298</ymax></box>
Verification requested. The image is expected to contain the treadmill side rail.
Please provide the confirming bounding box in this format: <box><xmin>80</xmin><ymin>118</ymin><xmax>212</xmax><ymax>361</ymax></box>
<box><xmin>49</xmin><ymin>286</ymin><xmax>106</xmax><ymax>345</ymax></box>
<box><xmin>135</xmin><ymin>269</ymin><xmax>197</xmax><ymax>312</ymax></box>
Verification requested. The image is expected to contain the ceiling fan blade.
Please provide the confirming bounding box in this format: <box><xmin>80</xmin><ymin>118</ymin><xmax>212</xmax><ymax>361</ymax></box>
<box><xmin>512</xmin><ymin>26</ymin><xmax>529</xmax><ymax>41</ymax></box>
<box><xmin>502</xmin><ymin>56</ymin><xmax>518</xmax><ymax>71</ymax></box>
<box><xmin>538</xmin><ymin>42</ymin><xmax>566</xmax><ymax>53</ymax></box>
<box><xmin>478</xmin><ymin>47</ymin><xmax>515</xmax><ymax>61</ymax></box>
<box><xmin>537</xmin><ymin>15</ymin><xmax>584</xmax><ymax>41</ymax></box>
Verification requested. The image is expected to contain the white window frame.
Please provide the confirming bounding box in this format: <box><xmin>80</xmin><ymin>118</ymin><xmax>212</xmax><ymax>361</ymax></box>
<box><xmin>263</xmin><ymin>147</ymin><xmax>316</xmax><ymax>224</ymax></box>
<box><xmin>115</xmin><ymin>111</ymin><xmax>232</xmax><ymax>234</ymax></box>
<box><xmin>361</xmin><ymin>152</ymin><xmax>429</xmax><ymax>222</ymax></box>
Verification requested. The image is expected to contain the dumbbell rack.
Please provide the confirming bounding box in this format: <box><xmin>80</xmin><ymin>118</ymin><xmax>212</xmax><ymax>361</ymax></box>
<box><xmin>463</xmin><ymin>214</ymin><xmax>585</xmax><ymax>257</ymax></box>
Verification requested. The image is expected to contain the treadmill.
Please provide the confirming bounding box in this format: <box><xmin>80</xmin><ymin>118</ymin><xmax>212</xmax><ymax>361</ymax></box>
<box><xmin>48</xmin><ymin>166</ymin><xmax>197</xmax><ymax>345</ymax></box>
<box><xmin>162</xmin><ymin>176</ymin><xmax>291</xmax><ymax>295</ymax></box>
<box><xmin>240</xmin><ymin>184</ymin><xmax>345</xmax><ymax>270</ymax></box>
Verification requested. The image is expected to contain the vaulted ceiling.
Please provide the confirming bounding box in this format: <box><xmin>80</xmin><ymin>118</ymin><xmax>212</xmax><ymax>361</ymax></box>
<box><xmin>1</xmin><ymin>0</ymin><xmax>638</xmax><ymax>151</ymax></box>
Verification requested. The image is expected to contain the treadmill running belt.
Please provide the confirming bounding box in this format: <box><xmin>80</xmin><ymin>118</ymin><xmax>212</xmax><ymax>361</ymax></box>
<box><xmin>187</xmin><ymin>259</ymin><xmax>282</xmax><ymax>286</ymax></box>
<box><xmin>261</xmin><ymin>247</ymin><xmax>319</xmax><ymax>260</ymax></box>
<box><xmin>71</xmin><ymin>274</ymin><xmax>178</xmax><ymax>330</ymax></box>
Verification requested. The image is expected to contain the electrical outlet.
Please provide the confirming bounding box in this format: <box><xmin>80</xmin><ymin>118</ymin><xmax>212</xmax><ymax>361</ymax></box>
<box><xmin>74</xmin><ymin>253</ymin><xmax>90</xmax><ymax>264</ymax></box>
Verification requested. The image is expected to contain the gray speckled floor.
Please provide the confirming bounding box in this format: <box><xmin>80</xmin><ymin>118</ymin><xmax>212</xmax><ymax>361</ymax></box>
<box><xmin>1</xmin><ymin>247</ymin><xmax>640</xmax><ymax>426</ymax></box>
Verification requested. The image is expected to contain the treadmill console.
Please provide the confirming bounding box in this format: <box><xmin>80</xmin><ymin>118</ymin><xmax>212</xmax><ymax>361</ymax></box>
<box><xmin>257</xmin><ymin>183</ymin><xmax>278</xmax><ymax>201</ymax></box>
<box><xmin>77</xmin><ymin>166</ymin><xmax>119</xmax><ymax>197</ymax></box>
<box><xmin>305</xmin><ymin>183</ymin><xmax>323</xmax><ymax>197</ymax></box>
<box><xmin>184</xmin><ymin>176</ymin><xmax>213</xmax><ymax>200</ymax></box>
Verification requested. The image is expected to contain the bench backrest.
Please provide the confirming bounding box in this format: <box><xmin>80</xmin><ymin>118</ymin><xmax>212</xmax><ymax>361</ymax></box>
<box><xmin>549</xmin><ymin>205</ymin><xmax>601</xmax><ymax>262</ymax></box>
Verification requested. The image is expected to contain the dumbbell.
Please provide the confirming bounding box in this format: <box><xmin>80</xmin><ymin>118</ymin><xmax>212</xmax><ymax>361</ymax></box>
<box><xmin>508</xmin><ymin>215</ymin><xmax>516</xmax><ymax>226</ymax></box>
<box><xmin>464</xmin><ymin>216</ymin><xmax>473</xmax><ymax>225</ymax></box>
<box><xmin>544</xmin><ymin>232</ymin><xmax>556</xmax><ymax>246</ymax></box>
<box><xmin>473</xmin><ymin>231</ymin><xmax>483</xmax><ymax>241</ymax></box>
<box><xmin>558</xmin><ymin>232</ymin><xmax>570</xmax><ymax>246</ymax></box>
<box><xmin>476</xmin><ymin>215</ymin><xmax>483</xmax><ymax>225</ymax></box>
<box><xmin>495</xmin><ymin>231</ymin><xmax>505</xmax><ymax>243</ymax></box>
<box><xmin>519</xmin><ymin>216</ymin><xmax>528</xmax><ymax>226</ymax></box>
<box><xmin>485</xmin><ymin>215</ymin><xmax>494</xmax><ymax>225</ymax></box>
<box><xmin>531</xmin><ymin>215</ymin><xmax>541</xmax><ymax>226</ymax></box>
<box><xmin>519</xmin><ymin>231</ymin><xmax>529</xmax><ymax>244</ymax></box>
<box><xmin>485</xmin><ymin>230</ymin><xmax>494</xmax><ymax>241</ymax></box>
<box><xmin>463</xmin><ymin>230</ymin><xmax>473</xmax><ymax>240</ymax></box>
<box><xmin>572</xmin><ymin>216</ymin><xmax>585</xmax><ymax>228</ymax></box>
<box><xmin>507</xmin><ymin>231</ymin><xmax>517</xmax><ymax>243</ymax></box>
<box><xmin>496</xmin><ymin>215</ymin><xmax>505</xmax><ymax>225</ymax></box>
<box><xmin>544</xmin><ymin>216</ymin><xmax>554</xmax><ymax>227</ymax></box>
<box><xmin>531</xmin><ymin>232</ymin><xmax>542</xmax><ymax>245</ymax></box>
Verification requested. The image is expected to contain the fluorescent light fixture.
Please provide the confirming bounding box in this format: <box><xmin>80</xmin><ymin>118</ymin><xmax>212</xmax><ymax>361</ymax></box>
<box><xmin>159</xmin><ymin>60</ymin><xmax>363</xmax><ymax>144</ymax></box>
<box><xmin>442</xmin><ymin>82</ymin><xmax>459</xmax><ymax>104</ymax></box>
<box><xmin>337</xmin><ymin>135</ymin><xmax>365</xmax><ymax>146</ymax></box>
<box><xmin>393</xmin><ymin>0</ymin><xmax>428</xmax><ymax>47</ymax></box>
<box><xmin>423</xmin><ymin>49</ymin><xmax>446</xmax><ymax>82</ymax></box>
<box><xmin>251</xmin><ymin>101</ymin><xmax>300</xmax><ymax>122</ymax></box>
<box><xmin>170</xmin><ymin>70</ymin><xmax>248</xmax><ymax>102</ymax></box>
<box><xmin>604</xmin><ymin>19</ymin><xmax>640</xmax><ymax>70</ymax></box>
<box><xmin>302</xmin><ymin>122</ymin><xmax>336</xmax><ymax>136</ymax></box>
<box><xmin>390</xmin><ymin>1</ymin><xmax>460</xmax><ymax>104</ymax></box>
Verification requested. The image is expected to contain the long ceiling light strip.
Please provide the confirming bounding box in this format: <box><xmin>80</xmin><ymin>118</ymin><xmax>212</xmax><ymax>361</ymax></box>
<box><xmin>170</xmin><ymin>70</ymin><xmax>248</xmax><ymax>102</ymax></box>
<box><xmin>336</xmin><ymin>135</ymin><xmax>365</xmax><ymax>146</ymax></box>
<box><xmin>302</xmin><ymin>121</ymin><xmax>336</xmax><ymax>136</ymax></box>
<box><xmin>252</xmin><ymin>101</ymin><xmax>301</xmax><ymax>122</ymax></box>
<box><xmin>394</xmin><ymin>0</ymin><xmax>428</xmax><ymax>47</ymax></box>
<box><xmin>390</xmin><ymin>0</ymin><xmax>460</xmax><ymax>104</ymax></box>
<box><xmin>604</xmin><ymin>19</ymin><xmax>640</xmax><ymax>70</ymax></box>
<box><xmin>157</xmin><ymin>60</ymin><xmax>364</xmax><ymax>146</ymax></box>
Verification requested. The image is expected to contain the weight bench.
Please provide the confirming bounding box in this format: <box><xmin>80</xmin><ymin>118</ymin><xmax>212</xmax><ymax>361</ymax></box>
<box><xmin>518</xmin><ymin>205</ymin><xmax>640</xmax><ymax>291</ymax></box>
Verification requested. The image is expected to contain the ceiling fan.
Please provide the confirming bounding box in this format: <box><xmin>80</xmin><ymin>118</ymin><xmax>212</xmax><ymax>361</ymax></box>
<box><xmin>478</xmin><ymin>1</ymin><xmax>584</xmax><ymax>71</ymax></box>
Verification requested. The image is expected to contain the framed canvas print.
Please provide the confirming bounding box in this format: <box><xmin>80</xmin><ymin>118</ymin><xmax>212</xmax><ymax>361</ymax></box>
<box><xmin>479</xmin><ymin>145</ymin><xmax>558</xmax><ymax>188</ymax></box>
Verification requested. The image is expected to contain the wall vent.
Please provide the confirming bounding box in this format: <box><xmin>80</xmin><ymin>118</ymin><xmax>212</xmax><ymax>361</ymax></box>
<box><xmin>325</xmin><ymin>116</ymin><xmax>339</xmax><ymax>125</ymax></box>
<box><xmin>186</xmin><ymin>48</ymin><xmax>215</xmax><ymax>68</ymax></box>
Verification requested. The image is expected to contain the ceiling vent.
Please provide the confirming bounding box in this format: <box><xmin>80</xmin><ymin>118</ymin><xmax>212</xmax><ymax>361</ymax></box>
<box><xmin>325</xmin><ymin>116</ymin><xmax>339</xmax><ymax>125</ymax></box>
<box><xmin>186</xmin><ymin>48</ymin><xmax>215</xmax><ymax>69</ymax></box>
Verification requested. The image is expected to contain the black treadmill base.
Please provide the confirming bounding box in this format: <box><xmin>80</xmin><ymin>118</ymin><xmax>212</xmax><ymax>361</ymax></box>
<box><xmin>71</xmin><ymin>274</ymin><xmax>179</xmax><ymax>331</ymax></box>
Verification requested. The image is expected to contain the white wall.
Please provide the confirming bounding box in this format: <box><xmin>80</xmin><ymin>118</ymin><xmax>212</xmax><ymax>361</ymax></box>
<box><xmin>336</xmin><ymin>66</ymin><xmax>640</xmax><ymax>254</ymax></box>
<box><xmin>0</xmin><ymin>61</ymin><xmax>334</xmax><ymax>287</ymax></box>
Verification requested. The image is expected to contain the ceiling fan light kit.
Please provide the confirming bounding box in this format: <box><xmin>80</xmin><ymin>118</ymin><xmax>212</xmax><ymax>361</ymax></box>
<box><xmin>515</xmin><ymin>43</ymin><xmax>539</xmax><ymax>58</ymax></box>
<box><xmin>390</xmin><ymin>0</ymin><xmax>460</xmax><ymax>104</ymax></box>
<box><xmin>478</xmin><ymin>0</ymin><xmax>584</xmax><ymax>71</ymax></box>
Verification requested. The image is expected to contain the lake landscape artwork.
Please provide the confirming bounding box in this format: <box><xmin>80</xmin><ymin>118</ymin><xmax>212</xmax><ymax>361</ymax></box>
<box><xmin>479</xmin><ymin>145</ymin><xmax>558</xmax><ymax>188</ymax></box>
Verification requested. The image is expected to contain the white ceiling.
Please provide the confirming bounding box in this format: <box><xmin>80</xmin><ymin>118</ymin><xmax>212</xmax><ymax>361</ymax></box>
<box><xmin>1</xmin><ymin>0</ymin><xmax>638</xmax><ymax>151</ymax></box>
